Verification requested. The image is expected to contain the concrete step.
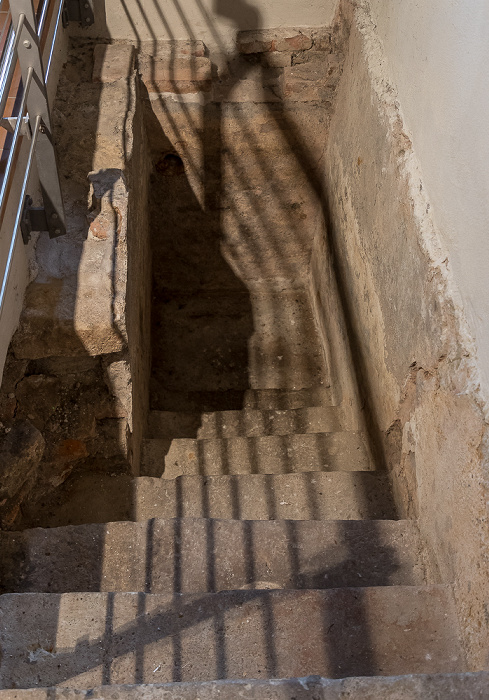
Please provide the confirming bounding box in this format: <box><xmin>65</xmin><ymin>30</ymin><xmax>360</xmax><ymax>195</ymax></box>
<box><xmin>1</xmin><ymin>673</ymin><xmax>487</xmax><ymax>700</ymax></box>
<box><xmin>133</xmin><ymin>472</ymin><xmax>396</xmax><ymax>521</ymax></box>
<box><xmin>147</xmin><ymin>406</ymin><xmax>345</xmax><ymax>439</ymax></box>
<box><xmin>142</xmin><ymin>432</ymin><xmax>372</xmax><ymax>479</ymax></box>
<box><xmin>0</xmin><ymin>519</ymin><xmax>429</xmax><ymax>594</ymax></box>
<box><xmin>0</xmin><ymin>587</ymin><xmax>464</xmax><ymax>687</ymax></box>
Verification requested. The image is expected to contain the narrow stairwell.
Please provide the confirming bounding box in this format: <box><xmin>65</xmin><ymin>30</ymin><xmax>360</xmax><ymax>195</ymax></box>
<box><xmin>0</xmin><ymin>391</ymin><xmax>465</xmax><ymax>685</ymax></box>
<box><xmin>0</xmin><ymin>23</ymin><xmax>470</xmax><ymax>699</ymax></box>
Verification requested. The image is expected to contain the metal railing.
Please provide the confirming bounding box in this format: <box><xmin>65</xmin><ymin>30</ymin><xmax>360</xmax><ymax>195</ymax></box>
<box><xmin>0</xmin><ymin>0</ymin><xmax>92</xmax><ymax>316</ymax></box>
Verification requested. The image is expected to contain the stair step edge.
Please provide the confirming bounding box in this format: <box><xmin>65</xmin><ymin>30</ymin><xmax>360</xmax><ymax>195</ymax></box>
<box><xmin>0</xmin><ymin>673</ymin><xmax>486</xmax><ymax>700</ymax></box>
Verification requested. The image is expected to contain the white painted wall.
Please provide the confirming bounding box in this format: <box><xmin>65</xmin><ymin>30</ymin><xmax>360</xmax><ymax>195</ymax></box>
<box><xmin>71</xmin><ymin>0</ymin><xmax>339</xmax><ymax>50</ymax></box>
<box><xmin>369</xmin><ymin>0</ymin><xmax>489</xmax><ymax>399</ymax></box>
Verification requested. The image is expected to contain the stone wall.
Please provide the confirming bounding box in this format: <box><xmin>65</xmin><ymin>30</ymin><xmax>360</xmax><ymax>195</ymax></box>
<box><xmin>310</xmin><ymin>0</ymin><xmax>489</xmax><ymax>668</ymax></box>
<box><xmin>0</xmin><ymin>41</ymin><xmax>151</xmax><ymax>527</ymax></box>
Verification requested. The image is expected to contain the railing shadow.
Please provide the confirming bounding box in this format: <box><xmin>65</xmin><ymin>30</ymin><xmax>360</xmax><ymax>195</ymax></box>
<box><xmin>0</xmin><ymin>0</ymin><xmax>408</xmax><ymax>687</ymax></box>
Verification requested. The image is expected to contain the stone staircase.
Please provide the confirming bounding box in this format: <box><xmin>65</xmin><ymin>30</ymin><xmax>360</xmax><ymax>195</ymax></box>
<box><xmin>0</xmin><ymin>396</ymin><xmax>466</xmax><ymax>690</ymax></box>
<box><xmin>0</xmin><ymin>25</ymin><xmax>478</xmax><ymax>700</ymax></box>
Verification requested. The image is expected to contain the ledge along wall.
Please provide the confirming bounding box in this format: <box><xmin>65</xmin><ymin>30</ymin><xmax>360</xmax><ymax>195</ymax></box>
<box><xmin>0</xmin><ymin>42</ymin><xmax>151</xmax><ymax>527</ymax></box>
<box><xmin>310</xmin><ymin>0</ymin><xmax>489</xmax><ymax>669</ymax></box>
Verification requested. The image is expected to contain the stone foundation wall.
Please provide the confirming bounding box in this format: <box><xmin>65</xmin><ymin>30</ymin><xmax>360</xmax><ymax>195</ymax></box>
<box><xmin>310</xmin><ymin>0</ymin><xmax>489</xmax><ymax>668</ymax></box>
<box><xmin>0</xmin><ymin>41</ymin><xmax>151</xmax><ymax>527</ymax></box>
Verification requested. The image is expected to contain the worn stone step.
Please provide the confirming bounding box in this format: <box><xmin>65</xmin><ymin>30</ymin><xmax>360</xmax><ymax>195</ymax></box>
<box><xmin>148</xmin><ymin>406</ymin><xmax>345</xmax><ymax>439</ymax></box>
<box><xmin>134</xmin><ymin>472</ymin><xmax>396</xmax><ymax>521</ymax></box>
<box><xmin>142</xmin><ymin>432</ymin><xmax>372</xmax><ymax>479</ymax></box>
<box><xmin>241</xmin><ymin>387</ymin><xmax>333</xmax><ymax>409</ymax></box>
<box><xmin>0</xmin><ymin>587</ymin><xmax>464</xmax><ymax>687</ymax></box>
<box><xmin>0</xmin><ymin>519</ymin><xmax>428</xmax><ymax>594</ymax></box>
<box><xmin>1</xmin><ymin>673</ymin><xmax>487</xmax><ymax>700</ymax></box>
<box><xmin>150</xmin><ymin>387</ymin><xmax>334</xmax><ymax>414</ymax></box>
<box><xmin>150</xmin><ymin>289</ymin><xmax>327</xmax><ymax>400</ymax></box>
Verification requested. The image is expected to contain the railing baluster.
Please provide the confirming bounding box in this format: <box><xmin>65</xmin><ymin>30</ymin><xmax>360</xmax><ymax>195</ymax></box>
<box><xmin>10</xmin><ymin>0</ymin><xmax>66</xmax><ymax>238</ymax></box>
<box><xmin>0</xmin><ymin>0</ymin><xmax>92</xmax><ymax>319</ymax></box>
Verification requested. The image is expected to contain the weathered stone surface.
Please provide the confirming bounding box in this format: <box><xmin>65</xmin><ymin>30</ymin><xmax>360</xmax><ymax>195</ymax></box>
<box><xmin>150</xmin><ymin>289</ymin><xmax>328</xmax><ymax>411</ymax></box>
<box><xmin>148</xmin><ymin>406</ymin><xmax>345</xmax><ymax>439</ymax></box>
<box><xmin>0</xmin><ymin>587</ymin><xmax>464</xmax><ymax>687</ymax></box>
<box><xmin>139</xmin><ymin>55</ymin><xmax>211</xmax><ymax>83</ymax></box>
<box><xmin>92</xmin><ymin>43</ymin><xmax>135</xmax><ymax>83</ymax></box>
<box><xmin>274</xmin><ymin>34</ymin><xmax>313</xmax><ymax>52</ymax></box>
<box><xmin>1</xmin><ymin>673</ymin><xmax>488</xmax><ymax>700</ymax></box>
<box><xmin>0</xmin><ymin>518</ymin><xmax>429</xmax><ymax>593</ymax></box>
<box><xmin>0</xmin><ymin>354</ymin><xmax>27</xmax><ymax>422</ymax></box>
<box><xmin>134</xmin><ymin>471</ymin><xmax>397</xmax><ymax>521</ymax></box>
<box><xmin>105</xmin><ymin>360</ymin><xmax>133</xmax><ymax>428</ymax></box>
<box><xmin>0</xmin><ymin>421</ymin><xmax>44</xmax><ymax>500</ymax></box>
<box><xmin>15</xmin><ymin>375</ymin><xmax>62</xmax><ymax>431</ymax></box>
<box><xmin>311</xmin><ymin>2</ymin><xmax>489</xmax><ymax>668</ymax></box>
<box><xmin>142</xmin><ymin>432</ymin><xmax>372</xmax><ymax>479</ymax></box>
<box><xmin>140</xmin><ymin>39</ymin><xmax>207</xmax><ymax>59</ymax></box>
<box><xmin>0</xmin><ymin>421</ymin><xmax>44</xmax><ymax>528</ymax></box>
<box><xmin>18</xmin><ymin>472</ymin><xmax>133</xmax><ymax>530</ymax></box>
<box><xmin>236</xmin><ymin>30</ymin><xmax>313</xmax><ymax>55</ymax></box>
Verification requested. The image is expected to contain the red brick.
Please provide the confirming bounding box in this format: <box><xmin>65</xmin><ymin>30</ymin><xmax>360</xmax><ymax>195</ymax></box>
<box><xmin>274</xmin><ymin>34</ymin><xmax>313</xmax><ymax>52</ymax></box>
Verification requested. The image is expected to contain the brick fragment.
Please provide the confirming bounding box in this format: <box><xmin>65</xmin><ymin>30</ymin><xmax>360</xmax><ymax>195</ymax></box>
<box><xmin>274</xmin><ymin>34</ymin><xmax>313</xmax><ymax>52</ymax></box>
<box><xmin>238</xmin><ymin>39</ymin><xmax>273</xmax><ymax>54</ymax></box>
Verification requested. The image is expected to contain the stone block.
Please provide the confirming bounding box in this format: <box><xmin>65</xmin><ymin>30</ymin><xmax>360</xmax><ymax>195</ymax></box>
<box><xmin>140</xmin><ymin>40</ymin><xmax>206</xmax><ymax>58</ymax></box>
<box><xmin>237</xmin><ymin>36</ymin><xmax>273</xmax><ymax>54</ymax></box>
<box><xmin>15</xmin><ymin>375</ymin><xmax>62</xmax><ymax>431</ymax></box>
<box><xmin>145</xmin><ymin>80</ymin><xmax>212</xmax><ymax>94</ymax></box>
<box><xmin>237</xmin><ymin>30</ymin><xmax>313</xmax><ymax>55</ymax></box>
<box><xmin>139</xmin><ymin>55</ymin><xmax>211</xmax><ymax>83</ymax></box>
<box><xmin>92</xmin><ymin>43</ymin><xmax>135</xmax><ymax>83</ymax></box>
<box><xmin>105</xmin><ymin>360</ymin><xmax>133</xmax><ymax>429</ymax></box>
<box><xmin>0</xmin><ymin>519</ymin><xmax>427</xmax><ymax>593</ymax></box>
<box><xmin>261</xmin><ymin>52</ymin><xmax>291</xmax><ymax>68</ymax></box>
<box><xmin>142</xmin><ymin>431</ymin><xmax>373</xmax><ymax>479</ymax></box>
<box><xmin>134</xmin><ymin>471</ymin><xmax>397</xmax><ymax>521</ymax></box>
<box><xmin>0</xmin><ymin>421</ymin><xmax>44</xmax><ymax>501</ymax></box>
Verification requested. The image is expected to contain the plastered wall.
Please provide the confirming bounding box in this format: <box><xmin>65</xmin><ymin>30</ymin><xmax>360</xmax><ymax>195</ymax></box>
<box><xmin>312</xmin><ymin>0</ymin><xmax>489</xmax><ymax>668</ymax></box>
<box><xmin>368</xmin><ymin>0</ymin><xmax>489</xmax><ymax>412</ymax></box>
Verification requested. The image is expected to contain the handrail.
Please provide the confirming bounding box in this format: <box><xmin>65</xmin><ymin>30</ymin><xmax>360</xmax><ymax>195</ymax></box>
<box><xmin>0</xmin><ymin>13</ymin><xmax>24</xmax><ymax>121</ymax></box>
<box><xmin>0</xmin><ymin>0</ymin><xmax>93</xmax><ymax>321</ymax></box>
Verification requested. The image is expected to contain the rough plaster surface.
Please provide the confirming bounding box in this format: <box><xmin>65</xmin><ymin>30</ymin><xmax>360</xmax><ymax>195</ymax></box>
<box><xmin>313</xmin><ymin>0</ymin><xmax>489</xmax><ymax>668</ymax></box>
<box><xmin>368</xmin><ymin>0</ymin><xmax>489</xmax><ymax>406</ymax></box>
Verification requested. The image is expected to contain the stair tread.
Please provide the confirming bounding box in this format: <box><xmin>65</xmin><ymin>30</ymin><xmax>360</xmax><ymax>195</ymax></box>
<box><xmin>142</xmin><ymin>432</ymin><xmax>373</xmax><ymax>478</ymax></box>
<box><xmin>148</xmin><ymin>406</ymin><xmax>345</xmax><ymax>439</ymax></box>
<box><xmin>0</xmin><ymin>587</ymin><xmax>464</xmax><ymax>687</ymax></box>
<box><xmin>150</xmin><ymin>289</ymin><xmax>328</xmax><ymax>399</ymax></box>
<box><xmin>134</xmin><ymin>472</ymin><xmax>396</xmax><ymax>521</ymax></box>
<box><xmin>0</xmin><ymin>672</ymin><xmax>486</xmax><ymax>700</ymax></box>
<box><xmin>0</xmin><ymin>519</ymin><xmax>430</xmax><ymax>594</ymax></box>
<box><xmin>151</xmin><ymin>387</ymin><xmax>334</xmax><ymax>413</ymax></box>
